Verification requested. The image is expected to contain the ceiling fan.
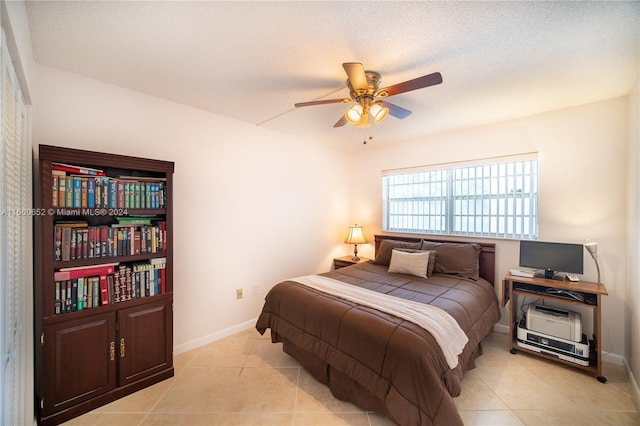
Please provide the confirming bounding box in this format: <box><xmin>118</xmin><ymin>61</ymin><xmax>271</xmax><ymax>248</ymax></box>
<box><xmin>294</xmin><ymin>62</ymin><xmax>443</xmax><ymax>128</ymax></box>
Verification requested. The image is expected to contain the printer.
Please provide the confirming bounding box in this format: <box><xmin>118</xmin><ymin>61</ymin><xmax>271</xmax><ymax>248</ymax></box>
<box><xmin>526</xmin><ymin>304</ymin><xmax>582</xmax><ymax>342</ymax></box>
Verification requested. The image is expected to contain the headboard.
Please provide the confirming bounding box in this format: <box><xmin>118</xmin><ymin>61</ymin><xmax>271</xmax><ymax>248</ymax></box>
<box><xmin>374</xmin><ymin>234</ymin><xmax>496</xmax><ymax>287</ymax></box>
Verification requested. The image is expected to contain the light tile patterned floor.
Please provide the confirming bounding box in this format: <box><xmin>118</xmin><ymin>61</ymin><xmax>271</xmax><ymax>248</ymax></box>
<box><xmin>64</xmin><ymin>330</ymin><xmax>640</xmax><ymax>425</ymax></box>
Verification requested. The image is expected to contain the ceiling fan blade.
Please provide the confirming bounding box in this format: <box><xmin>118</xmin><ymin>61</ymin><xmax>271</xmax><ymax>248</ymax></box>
<box><xmin>382</xmin><ymin>72</ymin><xmax>443</xmax><ymax>97</ymax></box>
<box><xmin>343</xmin><ymin>62</ymin><xmax>368</xmax><ymax>92</ymax></box>
<box><xmin>379</xmin><ymin>100</ymin><xmax>412</xmax><ymax>119</ymax></box>
<box><xmin>333</xmin><ymin>115</ymin><xmax>347</xmax><ymax>127</ymax></box>
<box><xmin>295</xmin><ymin>98</ymin><xmax>347</xmax><ymax>108</ymax></box>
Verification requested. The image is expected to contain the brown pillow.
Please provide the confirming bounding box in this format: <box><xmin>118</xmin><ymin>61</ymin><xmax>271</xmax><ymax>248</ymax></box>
<box><xmin>373</xmin><ymin>239</ymin><xmax>422</xmax><ymax>266</ymax></box>
<box><xmin>420</xmin><ymin>241</ymin><xmax>482</xmax><ymax>279</ymax></box>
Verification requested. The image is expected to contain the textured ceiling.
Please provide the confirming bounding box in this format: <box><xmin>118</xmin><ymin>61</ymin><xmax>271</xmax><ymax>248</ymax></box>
<box><xmin>26</xmin><ymin>1</ymin><xmax>640</xmax><ymax>151</ymax></box>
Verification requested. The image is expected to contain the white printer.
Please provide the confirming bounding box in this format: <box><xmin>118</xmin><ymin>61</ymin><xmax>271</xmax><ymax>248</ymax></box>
<box><xmin>526</xmin><ymin>304</ymin><xmax>582</xmax><ymax>342</ymax></box>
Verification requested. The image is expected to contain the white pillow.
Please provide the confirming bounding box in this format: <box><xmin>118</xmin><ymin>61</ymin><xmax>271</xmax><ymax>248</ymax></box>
<box><xmin>388</xmin><ymin>249</ymin><xmax>431</xmax><ymax>278</ymax></box>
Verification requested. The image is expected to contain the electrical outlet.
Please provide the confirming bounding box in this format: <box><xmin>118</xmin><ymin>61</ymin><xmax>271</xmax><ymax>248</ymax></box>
<box><xmin>252</xmin><ymin>285</ymin><xmax>259</xmax><ymax>295</ymax></box>
<box><xmin>236</xmin><ymin>288</ymin><xmax>243</xmax><ymax>299</ymax></box>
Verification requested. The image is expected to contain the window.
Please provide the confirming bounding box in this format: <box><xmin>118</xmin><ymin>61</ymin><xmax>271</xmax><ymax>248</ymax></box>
<box><xmin>382</xmin><ymin>154</ymin><xmax>538</xmax><ymax>239</ymax></box>
<box><xmin>1</xmin><ymin>28</ymin><xmax>31</xmax><ymax>426</ymax></box>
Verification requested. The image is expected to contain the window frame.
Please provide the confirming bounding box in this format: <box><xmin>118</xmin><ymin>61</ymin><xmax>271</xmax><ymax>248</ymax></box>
<box><xmin>382</xmin><ymin>153</ymin><xmax>538</xmax><ymax>240</ymax></box>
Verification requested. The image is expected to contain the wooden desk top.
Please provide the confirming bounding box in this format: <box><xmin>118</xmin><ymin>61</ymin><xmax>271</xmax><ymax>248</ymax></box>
<box><xmin>505</xmin><ymin>274</ymin><xmax>608</xmax><ymax>296</ymax></box>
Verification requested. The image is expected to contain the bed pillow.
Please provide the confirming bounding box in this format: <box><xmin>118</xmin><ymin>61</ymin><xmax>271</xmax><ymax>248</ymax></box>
<box><xmin>373</xmin><ymin>239</ymin><xmax>422</xmax><ymax>266</ymax></box>
<box><xmin>394</xmin><ymin>248</ymin><xmax>437</xmax><ymax>276</ymax></box>
<box><xmin>420</xmin><ymin>241</ymin><xmax>482</xmax><ymax>279</ymax></box>
<box><xmin>388</xmin><ymin>249</ymin><xmax>431</xmax><ymax>278</ymax></box>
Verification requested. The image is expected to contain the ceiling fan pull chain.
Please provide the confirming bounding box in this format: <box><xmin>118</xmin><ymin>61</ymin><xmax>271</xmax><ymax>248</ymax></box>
<box><xmin>363</xmin><ymin>129</ymin><xmax>373</xmax><ymax>145</ymax></box>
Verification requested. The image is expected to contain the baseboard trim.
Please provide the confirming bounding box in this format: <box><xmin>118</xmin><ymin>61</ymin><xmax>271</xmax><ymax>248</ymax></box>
<box><xmin>173</xmin><ymin>318</ymin><xmax>257</xmax><ymax>354</ymax></box>
<box><xmin>602</xmin><ymin>351</ymin><xmax>625</xmax><ymax>366</ymax></box>
<box><xmin>624</xmin><ymin>358</ymin><xmax>640</xmax><ymax>411</ymax></box>
<box><xmin>493</xmin><ymin>323</ymin><xmax>510</xmax><ymax>334</ymax></box>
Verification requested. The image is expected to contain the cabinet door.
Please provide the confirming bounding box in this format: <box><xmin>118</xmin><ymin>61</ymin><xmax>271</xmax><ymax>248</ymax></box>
<box><xmin>118</xmin><ymin>299</ymin><xmax>173</xmax><ymax>386</ymax></box>
<box><xmin>42</xmin><ymin>312</ymin><xmax>116</xmax><ymax>415</ymax></box>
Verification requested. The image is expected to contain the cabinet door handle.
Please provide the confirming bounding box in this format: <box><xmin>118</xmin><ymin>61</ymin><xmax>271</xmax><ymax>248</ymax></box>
<box><xmin>120</xmin><ymin>338</ymin><xmax>125</xmax><ymax>358</ymax></box>
<box><xmin>109</xmin><ymin>341</ymin><xmax>115</xmax><ymax>361</ymax></box>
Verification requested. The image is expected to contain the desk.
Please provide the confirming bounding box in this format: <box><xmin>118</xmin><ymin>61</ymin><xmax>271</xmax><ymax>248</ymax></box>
<box><xmin>502</xmin><ymin>274</ymin><xmax>608</xmax><ymax>382</ymax></box>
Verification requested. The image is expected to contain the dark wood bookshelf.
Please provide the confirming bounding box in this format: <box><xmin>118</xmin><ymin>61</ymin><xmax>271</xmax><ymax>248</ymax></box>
<box><xmin>35</xmin><ymin>145</ymin><xmax>175</xmax><ymax>425</ymax></box>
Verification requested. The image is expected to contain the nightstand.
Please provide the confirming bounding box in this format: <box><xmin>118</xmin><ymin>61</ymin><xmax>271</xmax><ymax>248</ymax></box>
<box><xmin>333</xmin><ymin>256</ymin><xmax>370</xmax><ymax>270</ymax></box>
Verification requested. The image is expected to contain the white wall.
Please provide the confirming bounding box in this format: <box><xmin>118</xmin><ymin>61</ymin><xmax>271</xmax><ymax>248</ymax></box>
<box><xmin>33</xmin><ymin>65</ymin><xmax>351</xmax><ymax>352</ymax></box>
<box><xmin>349</xmin><ymin>98</ymin><xmax>630</xmax><ymax>359</ymax></box>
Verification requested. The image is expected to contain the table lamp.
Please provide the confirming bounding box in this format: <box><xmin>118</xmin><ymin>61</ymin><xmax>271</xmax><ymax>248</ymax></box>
<box><xmin>345</xmin><ymin>224</ymin><xmax>367</xmax><ymax>260</ymax></box>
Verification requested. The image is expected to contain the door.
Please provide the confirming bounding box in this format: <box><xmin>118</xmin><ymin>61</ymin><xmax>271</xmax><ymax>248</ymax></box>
<box><xmin>41</xmin><ymin>312</ymin><xmax>116</xmax><ymax>415</ymax></box>
<box><xmin>117</xmin><ymin>298</ymin><xmax>173</xmax><ymax>386</ymax></box>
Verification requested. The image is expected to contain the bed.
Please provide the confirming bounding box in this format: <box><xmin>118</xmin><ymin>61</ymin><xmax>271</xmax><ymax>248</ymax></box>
<box><xmin>255</xmin><ymin>235</ymin><xmax>501</xmax><ymax>425</ymax></box>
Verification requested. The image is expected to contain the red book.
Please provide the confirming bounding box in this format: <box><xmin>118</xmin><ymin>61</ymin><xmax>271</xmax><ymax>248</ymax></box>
<box><xmin>99</xmin><ymin>274</ymin><xmax>109</xmax><ymax>305</ymax></box>
<box><xmin>52</xmin><ymin>162</ymin><xmax>106</xmax><ymax>176</ymax></box>
<box><xmin>54</xmin><ymin>264</ymin><xmax>115</xmax><ymax>281</ymax></box>
<box><xmin>161</xmin><ymin>221</ymin><xmax>167</xmax><ymax>251</ymax></box>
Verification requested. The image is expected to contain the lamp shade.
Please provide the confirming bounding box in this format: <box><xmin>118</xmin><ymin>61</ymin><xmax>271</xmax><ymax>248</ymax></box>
<box><xmin>345</xmin><ymin>104</ymin><xmax>364</xmax><ymax>124</ymax></box>
<box><xmin>344</xmin><ymin>225</ymin><xmax>367</xmax><ymax>245</ymax></box>
<box><xmin>370</xmin><ymin>102</ymin><xmax>389</xmax><ymax>123</ymax></box>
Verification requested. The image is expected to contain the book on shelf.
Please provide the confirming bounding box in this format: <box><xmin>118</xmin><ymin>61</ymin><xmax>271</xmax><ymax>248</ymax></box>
<box><xmin>54</xmin><ymin>260</ymin><xmax>167</xmax><ymax>314</ymax></box>
<box><xmin>58</xmin><ymin>262</ymin><xmax>119</xmax><ymax>271</ymax></box>
<box><xmin>118</xmin><ymin>175</ymin><xmax>167</xmax><ymax>182</ymax></box>
<box><xmin>54</xmin><ymin>221</ymin><xmax>166</xmax><ymax>262</ymax></box>
<box><xmin>65</xmin><ymin>176</ymin><xmax>73</xmax><ymax>207</ymax></box>
<box><xmin>99</xmin><ymin>275</ymin><xmax>109</xmax><ymax>306</ymax></box>
<box><xmin>116</xmin><ymin>216</ymin><xmax>155</xmax><ymax>225</ymax></box>
<box><xmin>54</xmin><ymin>263</ymin><xmax>116</xmax><ymax>281</ymax></box>
<box><xmin>56</xmin><ymin>174</ymin><xmax>65</xmax><ymax>207</ymax></box>
<box><xmin>51</xmin><ymin>162</ymin><xmax>106</xmax><ymax>176</ymax></box>
<box><xmin>77</xmin><ymin>277</ymin><xmax>84</xmax><ymax>311</ymax></box>
<box><xmin>51</xmin><ymin>170</ymin><xmax>65</xmax><ymax>207</ymax></box>
<box><xmin>51</xmin><ymin>172</ymin><xmax>167</xmax><ymax>209</ymax></box>
<box><xmin>61</xmin><ymin>228</ymin><xmax>70</xmax><ymax>262</ymax></box>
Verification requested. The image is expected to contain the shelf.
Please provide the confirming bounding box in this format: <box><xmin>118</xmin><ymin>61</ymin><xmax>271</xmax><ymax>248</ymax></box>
<box><xmin>505</xmin><ymin>274</ymin><xmax>608</xmax><ymax>296</ymax></box>
<box><xmin>53</xmin><ymin>252</ymin><xmax>167</xmax><ymax>269</ymax></box>
<box><xmin>504</xmin><ymin>274</ymin><xmax>607</xmax><ymax>383</ymax></box>
<box><xmin>512</xmin><ymin>340</ymin><xmax>598</xmax><ymax>373</ymax></box>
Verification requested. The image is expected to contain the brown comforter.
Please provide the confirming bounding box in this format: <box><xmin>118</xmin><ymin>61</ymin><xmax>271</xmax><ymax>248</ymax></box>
<box><xmin>255</xmin><ymin>261</ymin><xmax>501</xmax><ymax>425</ymax></box>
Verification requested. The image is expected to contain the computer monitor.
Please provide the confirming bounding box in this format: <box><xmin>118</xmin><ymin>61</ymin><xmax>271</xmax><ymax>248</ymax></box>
<box><xmin>519</xmin><ymin>240</ymin><xmax>584</xmax><ymax>280</ymax></box>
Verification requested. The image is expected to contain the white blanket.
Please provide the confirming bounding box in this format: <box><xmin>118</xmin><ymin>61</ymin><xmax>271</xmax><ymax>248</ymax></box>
<box><xmin>291</xmin><ymin>274</ymin><xmax>468</xmax><ymax>369</ymax></box>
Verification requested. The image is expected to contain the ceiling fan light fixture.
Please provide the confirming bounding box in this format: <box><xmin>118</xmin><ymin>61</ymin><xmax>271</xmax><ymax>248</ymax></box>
<box><xmin>345</xmin><ymin>104</ymin><xmax>364</xmax><ymax>124</ymax></box>
<box><xmin>370</xmin><ymin>102</ymin><xmax>389</xmax><ymax>124</ymax></box>
<box><xmin>355</xmin><ymin>111</ymin><xmax>370</xmax><ymax>128</ymax></box>
<box><xmin>294</xmin><ymin>63</ymin><xmax>442</xmax><ymax>130</ymax></box>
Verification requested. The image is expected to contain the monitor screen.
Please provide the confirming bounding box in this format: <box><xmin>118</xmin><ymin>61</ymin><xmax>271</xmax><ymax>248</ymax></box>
<box><xmin>519</xmin><ymin>240</ymin><xmax>584</xmax><ymax>279</ymax></box>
